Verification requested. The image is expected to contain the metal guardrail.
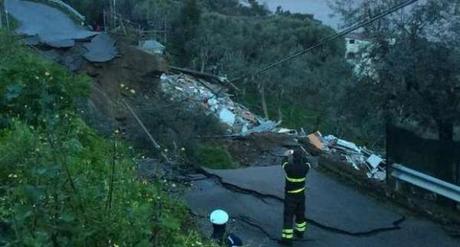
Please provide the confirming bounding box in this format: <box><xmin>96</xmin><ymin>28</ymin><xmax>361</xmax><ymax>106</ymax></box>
<box><xmin>391</xmin><ymin>164</ymin><xmax>460</xmax><ymax>203</ymax></box>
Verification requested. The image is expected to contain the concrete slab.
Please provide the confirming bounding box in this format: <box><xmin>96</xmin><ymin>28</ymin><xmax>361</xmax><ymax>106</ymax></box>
<box><xmin>203</xmin><ymin>166</ymin><xmax>401</xmax><ymax>233</ymax></box>
<box><xmin>83</xmin><ymin>33</ymin><xmax>118</xmax><ymax>63</ymax></box>
<box><xmin>5</xmin><ymin>0</ymin><xmax>96</xmax><ymax>47</ymax></box>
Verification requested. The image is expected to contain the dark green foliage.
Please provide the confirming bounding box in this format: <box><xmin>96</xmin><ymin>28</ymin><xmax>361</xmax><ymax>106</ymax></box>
<box><xmin>0</xmin><ymin>31</ymin><xmax>90</xmax><ymax>128</ymax></box>
<box><xmin>57</xmin><ymin>1</ymin><xmax>352</xmax><ymax>132</ymax></box>
<box><xmin>183</xmin><ymin>11</ymin><xmax>350</xmax><ymax>131</ymax></box>
<box><xmin>332</xmin><ymin>0</ymin><xmax>460</xmax><ymax>148</ymax></box>
<box><xmin>131</xmin><ymin>96</ymin><xmax>225</xmax><ymax>164</ymax></box>
<box><xmin>64</xmin><ymin>0</ymin><xmax>107</xmax><ymax>24</ymax></box>
<box><xmin>170</xmin><ymin>0</ymin><xmax>202</xmax><ymax>65</ymax></box>
<box><xmin>196</xmin><ymin>144</ymin><xmax>237</xmax><ymax>169</ymax></box>
<box><xmin>0</xmin><ymin>31</ymin><xmax>215</xmax><ymax>246</ymax></box>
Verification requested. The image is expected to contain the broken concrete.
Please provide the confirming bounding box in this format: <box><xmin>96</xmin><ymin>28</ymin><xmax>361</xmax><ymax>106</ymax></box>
<box><xmin>138</xmin><ymin>39</ymin><xmax>165</xmax><ymax>55</ymax></box>
<box><xmin>83</xmin><ymin>33</ymin><xmax>118</xmax><ymax>63</ymax></box>
<box><xmin>186</xmin><ymin>166</ymin><xmax>459</xmax><ymax>246</ymax></box>
<box><xmin>5</xmin><ymin>0</ymin><xmax>96</xmax><ymax>48</ymax></box>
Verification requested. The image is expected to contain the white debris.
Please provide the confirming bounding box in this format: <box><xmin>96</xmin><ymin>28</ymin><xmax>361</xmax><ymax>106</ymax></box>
<box><xmin>320</xmin><ymin>133</ymin><xmax>387</xmax><ymax>181</ymax></box>
<box><xmin>336</xmin><ymin>139</ymin><xmax>362</xmax><ymax>153</ymax></box>
<box><xmin>367</xmin><ymin>154</ymin><xmax>383</xmax><ymax>169</ymax></box>
<box><xmin>160</xmin><ymin>73</ymin><xmax>278</xmax><ymax>135</ymax></box>
<box><xmin>367</xmin><ymin>170</ymin><xmax>386</xmax><ymax>181</ymax></box>
<box><xmin>219</xmin><ymin>108</ymin><xmax>236</xmax><ymax>126</ymax></box>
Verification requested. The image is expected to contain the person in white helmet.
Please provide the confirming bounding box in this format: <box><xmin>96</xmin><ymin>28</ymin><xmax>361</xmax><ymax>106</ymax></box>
<box><xmin>209</xmin><ymin>209</ymin><xmax>243</xmax><ymax>247</ymax></box>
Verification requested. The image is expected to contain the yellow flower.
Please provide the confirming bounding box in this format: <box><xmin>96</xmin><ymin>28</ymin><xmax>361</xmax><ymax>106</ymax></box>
<box><xmin>45</xmin><ymin>71</ymin><xmax>50</xmax><ymax>76</ymax></box>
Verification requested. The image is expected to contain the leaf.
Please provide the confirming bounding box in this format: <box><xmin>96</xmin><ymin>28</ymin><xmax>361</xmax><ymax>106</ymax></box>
<box><xmin>64</xmin><ymin>138</ymin><xmax>83</xmax><ymax>153</ymax></box>
<box><xmin>160</xmin><ymin>215</ymin><xmax>181</xmax><ymax>231</ymax></box>
<box><xmin>23</xmin><ymin>185</ymin><xmax>45</xmax><ymax>203</ymax></box>
<box><xmin>135</xmin><ymin>239</ymin><xmax>150</xmax><ymax>247</ymax></box>
<box><xmin>5</xmin><ymin>84</ymin><xmax>23</xmax><ymax>101</ymax></box>
<box><xmin>59</xmin><ymin>212</ymin><xmax>75</xmax><ymax>223</ymax></box>
<box><xmin>14</xmin><ymin>205</ymin><xmax>33</xmax><ymax>222</ymax></box>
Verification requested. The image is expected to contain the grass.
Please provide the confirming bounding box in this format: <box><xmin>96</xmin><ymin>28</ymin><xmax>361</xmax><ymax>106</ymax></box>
<box><xmin>196</xmin><ymin>144</ymin><xmax>238</xmax><ymax>169</ymax></box>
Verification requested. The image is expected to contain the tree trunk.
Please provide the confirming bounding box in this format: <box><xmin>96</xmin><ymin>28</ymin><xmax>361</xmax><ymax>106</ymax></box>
<box><xmin>258</xmin><ymin>82</ymin><xmax>269</xmax><ymax>119</ymax></box>
<box><xmin>277</xmin><ymin>88</ymin><xmax>284</xmax><ymax>123</ymax></box>
<box><xmin>0</xmin><ymin>7</ymin><xmax>3</xmax><ymax>29</ymax></box>
<box><xmin>200</xmin><ymin>58</ymin><xmax>205</xmax><ymax>73</ymax></box>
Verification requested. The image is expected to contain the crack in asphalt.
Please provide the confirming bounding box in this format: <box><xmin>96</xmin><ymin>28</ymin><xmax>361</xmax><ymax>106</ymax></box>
<box><xmin>198</xmin><ymin>169</ymin><xmax>405</xmax><ymax>238</ymax></box>
<box><xmin>238</xmin><ymin>215</ymin><xmax>316</xmax><ymax>243</ymax></box>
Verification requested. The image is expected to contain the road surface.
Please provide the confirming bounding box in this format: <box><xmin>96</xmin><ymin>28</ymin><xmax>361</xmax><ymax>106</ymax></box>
<box><xmin>186</xmin><ymin>166</ymin><xmax>458</xmax><ymax>246</ymax></box>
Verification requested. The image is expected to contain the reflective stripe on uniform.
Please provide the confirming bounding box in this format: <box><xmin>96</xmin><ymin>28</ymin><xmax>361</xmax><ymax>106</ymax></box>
<box><xmin>295</xmin><ymin>222</ymin><xmax>307</xmax><ymax>232</ymax></box>
<box><xmin>296</xmin><ymin>222</ymin><xmax>307</xmax><ymax>228</ymax></box>
<box><xmin>285</xmin><ymin>176</ymin><xmax>305</xmax><ymax>182</ymax></box>
<box><xmin>282</xmin><ymin>228</ymin><xmax>294</xmax><ymax>239</ymax></box>
<box><xmin>287</xmin><ymin>187</ymin><xmax>305</xmax><ymax>194</ymax></box>
<box><xmin>282</xmin><ymin>233</ymin><xmax>293</xmax><ymax>239</ymax></box>
<box><xmin>296</xmin><ymin>226</ymin><xmax>306</xmax><ymax>232</ymax></box>
<box><xmin>282</xmin><ymin>162</ymin><xmax>289</xmax><ymax>169</ymax></box>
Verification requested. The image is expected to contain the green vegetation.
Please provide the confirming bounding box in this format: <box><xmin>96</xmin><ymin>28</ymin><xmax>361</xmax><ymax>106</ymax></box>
<box><xmin>0</xmin><ymin>31</ymin><xmax>215</xmax><ymax>246</ymax></box>
<box><xmin>197</xmin><ymin>145</ymin><xmax>237</xmax><ymax>169</ymax></box>
<box><xmin>60</xmin><ymin>0</ymin><xmax>352</xmax><ymax>137</ymax></box>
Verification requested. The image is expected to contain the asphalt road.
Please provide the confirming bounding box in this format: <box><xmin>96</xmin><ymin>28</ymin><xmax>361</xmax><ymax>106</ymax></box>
<box><xmin>186</xmin><ymin>166</ymin><xmax>458</xmax><ymax>246</ymax></box>
<box><xmin>5</xmin><ymin>0</ymin><xmax>95</xmax><ymax>47</ymax></box>
<box><xmin>5</xmin><ymin>0</ymin><xmax>117</xmax><ymax>62</ymax></box>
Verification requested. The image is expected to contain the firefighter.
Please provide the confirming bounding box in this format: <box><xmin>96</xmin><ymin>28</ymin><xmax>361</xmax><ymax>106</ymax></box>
<box><xmin>280</xmin><ymin>147</ymin><xmax>311</xmax><ymax>246</ymax></box>
<box><xmin>210</xmin><ymin>209</ymin><xmax>243</xmax><ymax>247</ymax></box>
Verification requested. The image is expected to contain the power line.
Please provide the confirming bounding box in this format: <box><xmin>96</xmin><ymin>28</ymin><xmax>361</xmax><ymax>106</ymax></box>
<box><xmin>230</xmin><ymin>0</ymin><xmax>419</xmax><ymax>83</ymax></box>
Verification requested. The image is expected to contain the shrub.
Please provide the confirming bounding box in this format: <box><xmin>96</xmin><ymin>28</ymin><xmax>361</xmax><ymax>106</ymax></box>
<box><xmin>196</xmin><ymin>144</ymin><xmax>237</xmax><ymax>169</ymax></box>
<box><xmin>0</xmin><ymin>31</ymin><xmax>90</xmax><ymax>128</ymax></box>
<box><xmin>0</xmin><ymin>120</ymin><xmax>214</xmax><ymax>246</ymax></box>
<box><xmin>0</xmin><ymin>31</ymin><xmax>215</xmax><ymax>247</ymax></box>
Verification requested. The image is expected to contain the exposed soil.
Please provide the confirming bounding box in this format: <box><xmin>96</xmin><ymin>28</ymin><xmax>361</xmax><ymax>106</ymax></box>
<box><xmin>219</xmin><ymin>133</ymin><xmax>298</xmax><ymax>167</ymax></box>
<box><xmin>78</xmin><ymin>38</ymin><xmax>168</xmax><ymax>136</ymax></box>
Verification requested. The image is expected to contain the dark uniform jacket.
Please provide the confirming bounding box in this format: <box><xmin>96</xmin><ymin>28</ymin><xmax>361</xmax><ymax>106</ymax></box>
<box><xmin>282</xmin><ymin>156</ymin><xmax>310</xmax><ymax>195</ymax></box>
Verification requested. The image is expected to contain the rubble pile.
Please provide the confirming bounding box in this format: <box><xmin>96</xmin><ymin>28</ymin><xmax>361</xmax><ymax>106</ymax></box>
<box><xmin>160</xmin><ymin>74</ymin><xmax>279</xmax><ymax>135</ymax></box>
<box><xmin>306</xmin><ymin>131</ymin><xmax>386</xmax><ymax>181</ymax></box>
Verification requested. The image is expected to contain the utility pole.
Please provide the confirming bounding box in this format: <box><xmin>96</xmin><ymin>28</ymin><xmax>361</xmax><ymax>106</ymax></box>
<box><xmin>112</xmin><ymin>0</ymin><xmax>117</xmax><ymax>30</ymax></box>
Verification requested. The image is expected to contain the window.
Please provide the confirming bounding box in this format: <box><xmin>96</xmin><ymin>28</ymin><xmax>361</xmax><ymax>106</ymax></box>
<box><xmin>349</xmin><ymin>39</ymin><xmax>356</xmax><ymax>44</ymax></box>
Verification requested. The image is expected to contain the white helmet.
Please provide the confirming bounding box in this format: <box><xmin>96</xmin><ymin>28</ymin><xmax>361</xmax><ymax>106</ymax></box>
<box><xmin>210</xmin><ymin>209</ymin><xmax>229</xmax><ymax>225</ymax></box>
